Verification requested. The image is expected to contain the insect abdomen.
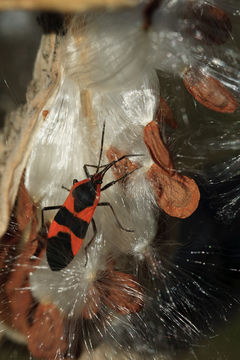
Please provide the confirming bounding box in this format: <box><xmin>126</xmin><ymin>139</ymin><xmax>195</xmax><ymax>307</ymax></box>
<box><xmin>47</xmin><ymin>206</ymin><xmax>89</xmax><ymax>271</ymax></box>
<box><xmin>47</xmin><ymin>231</ymin><xmax>74</xmax><ymax>271</ymax></box>
<box><xmin>46</xmin><ymin>180</ymin><xmax>100</xmax><ymax>271</ymax></box>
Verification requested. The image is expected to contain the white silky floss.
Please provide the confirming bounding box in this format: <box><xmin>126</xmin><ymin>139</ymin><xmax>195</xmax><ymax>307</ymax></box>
<box><xmin>26</xmin><ymin>2</ymin><xmax>190</xmax><ymax>312</ymax></box>
<box><xmin>29</xmin><ymin>233</ymin><xmax>107</xmax><ymax>317</ymax></box>
<box><xmin>27</xmin><ymin>72</ymin><xmax>159</xmax><ymax>311</ymax></box>
<box><xmin>25</xmin><ymin>76</ymin><xmax>85</xmax><ymax>212</ymax></box>
<box><xmin>89</xmin><ymin>73</ymin><xmax>160</xmax><ymax>255</ymax></box>
<box><xmin>62</xmin><ymin>0</ymin><xmax>198</xmax><ymax>93</ymax></box>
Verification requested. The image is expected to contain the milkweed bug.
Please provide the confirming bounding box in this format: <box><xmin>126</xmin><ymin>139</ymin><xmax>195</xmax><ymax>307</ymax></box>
<box><xmin>42</xmin><ymin>123</ymin><xmax>142</xmax><ymax>271</ymax></box>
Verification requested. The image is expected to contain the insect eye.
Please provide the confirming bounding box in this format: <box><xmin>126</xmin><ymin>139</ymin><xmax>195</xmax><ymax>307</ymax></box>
<box><xmin>73</xmin><ymin>179</ymin><xmax>78</xmax><ymax>184</ymax></box>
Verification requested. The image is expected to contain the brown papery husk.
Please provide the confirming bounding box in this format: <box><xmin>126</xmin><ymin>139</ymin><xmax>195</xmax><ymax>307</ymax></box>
<box><xmin>146</xmin><ymin>163</ymin><xmax>200</xmax><ymax>219</ymax></box>
<box><xmin>183</xmin><ymin>67</ymin><xmax>239</xmax><ymax>113</ymax></box>
<box><xmin>143</xmin><ymin>120</ymin><xmax>173</xmax><ymax>170</ymax></box>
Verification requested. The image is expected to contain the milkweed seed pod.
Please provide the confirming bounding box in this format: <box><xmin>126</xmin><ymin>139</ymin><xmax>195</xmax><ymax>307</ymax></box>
<box><xmin>0</xmin><ymin>1</ymin><xmax>240</xmax><ymax>359</ymax></box>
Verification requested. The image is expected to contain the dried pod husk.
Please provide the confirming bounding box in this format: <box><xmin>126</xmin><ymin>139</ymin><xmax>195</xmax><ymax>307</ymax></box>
<box><xmin>0</xmin><ymin>32</ymin><xmax>61</xmax><ymax>239</ymax></box>
<box><xmin>5</xmin><ymin>233</ymin><xmax>46</xmax><ymax>335</ymax></box>
<box><xmin>143</xmin><ymin>120</ymin><xmax>173</xmax><ymax>170</ymax></box>
<box><xmin>101</xmin><ymin>271</ymin><xmax>144</xmax><ymax>315</ymax></box>
<box><xmin>16</xmin><ymin>175</ymin><xmax>35</xmax><ymax>232</ymax></box>
<box><xmin>156</xmin><ymin>97</ymin><xmax>177</xmax><ymax>129</ymax></box>
<box><xmin>27</xmin><ymin>303</ymin><xmax>67</xmax><ymax>359</ymax></box>
<box><xmin>143</xmin><ymin>120</ymin><xmax>200</xmax><ymax>218</ymax></box>
<box><xmin>4</xmin><ymin>180</ymin><xmax>45</xmax><ymax>334</ymax></box>
<box><xmin>183</xmin><ymin>67</ymin><xmax>239</xmax><ymax>113</ymax></box>
<box><xmin>185</xmin><ymin>3</ymin><xmax>232</xmax><ymax>45</ymax></box>
<box><xmin>0</xmin><ymin>176</ymin><xmax>40</xmax><ymax>334</ymax></box>
<box><xmin>0</xmin><ymin>217</ymin><xmax>20</xmax><ymax>328</ymax></box>
<box><xmin>146</xmin><ymin>163</ymin><xmax>200</xmax><ymax>219</ymax></box>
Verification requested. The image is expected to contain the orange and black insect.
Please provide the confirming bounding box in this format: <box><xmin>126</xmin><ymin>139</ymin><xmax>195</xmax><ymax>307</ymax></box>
<box><xmin>42</xmin><ymin>123</ymin><xmax>141</xmax><ymax>271</ymax></box>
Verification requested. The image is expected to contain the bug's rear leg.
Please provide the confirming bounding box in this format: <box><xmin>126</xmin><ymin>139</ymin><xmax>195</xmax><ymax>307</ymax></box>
<box><xmin>41</xmin><ymin>205</ymin><xmax>62</xmax><ymax>228</ymax></box>
<box><xmin>84</xmin><ymin>218</ymin><xmax>97</xmax><ymax>266</ymax></box>
<box><xmin>62</xmin><ymin>185</ymin><xmax>70</xmax><ymax>192</ymax></box>
<box><xmin>98</xmin><ymin>202</ymin><xmax>134</xmax><ymax>232</ymax></box>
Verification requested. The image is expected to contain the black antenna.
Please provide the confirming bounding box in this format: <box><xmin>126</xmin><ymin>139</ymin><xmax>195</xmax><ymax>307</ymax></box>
<box><xmin>98</xmin><ymin>153</ymin><xmax>143</xmax><ymax>179</ymax></box>
<box><xmin>96</xmin><ymin>121</ymin><xmax>106</xmax><ymax>174</ymax></box>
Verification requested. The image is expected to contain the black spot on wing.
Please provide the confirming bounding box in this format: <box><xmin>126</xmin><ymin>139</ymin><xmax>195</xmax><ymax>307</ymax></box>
<box><xmin>72</xmin><ymin>181</ymin><xmax>97</xmax><ymax>212</ymax></box>
<box><xmin>55</xmin><ymin>207</ymin><xmax>89</xmax><ymax>238</ymax></box>
<box><xmin>47</xmin><ymin>232</ymin><xmax>74</xmax><ymax>271</ymax></box>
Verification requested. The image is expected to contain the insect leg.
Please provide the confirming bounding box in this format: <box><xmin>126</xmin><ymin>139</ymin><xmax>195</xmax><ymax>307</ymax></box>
<box><xmin>83</xmin><ymin>164</ymin><xmax>108</xmax><ymax>178</ymax></box>
<box><xmin>101</xmin><ymin>167</ymin><xmax>139</xmax><ymax>192</ymax></box>
<box><xmin>41</xmin><ymin>205</ymin><xmax>62</xmax><ymax>227</ymax></box>
<box><xmin>61</xmin><ymin>185</ymin><xmax>70</xmax><ymax>192</ymax></box>
<box><xmin>84</xmin><ymin>218</ymin><xmax>97</xmax><ymax>266</ymax></box>
<box><xmin>98</xmin><ymin>202</ymin><xmax>134</xmax><ymax>232</ymax></box>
